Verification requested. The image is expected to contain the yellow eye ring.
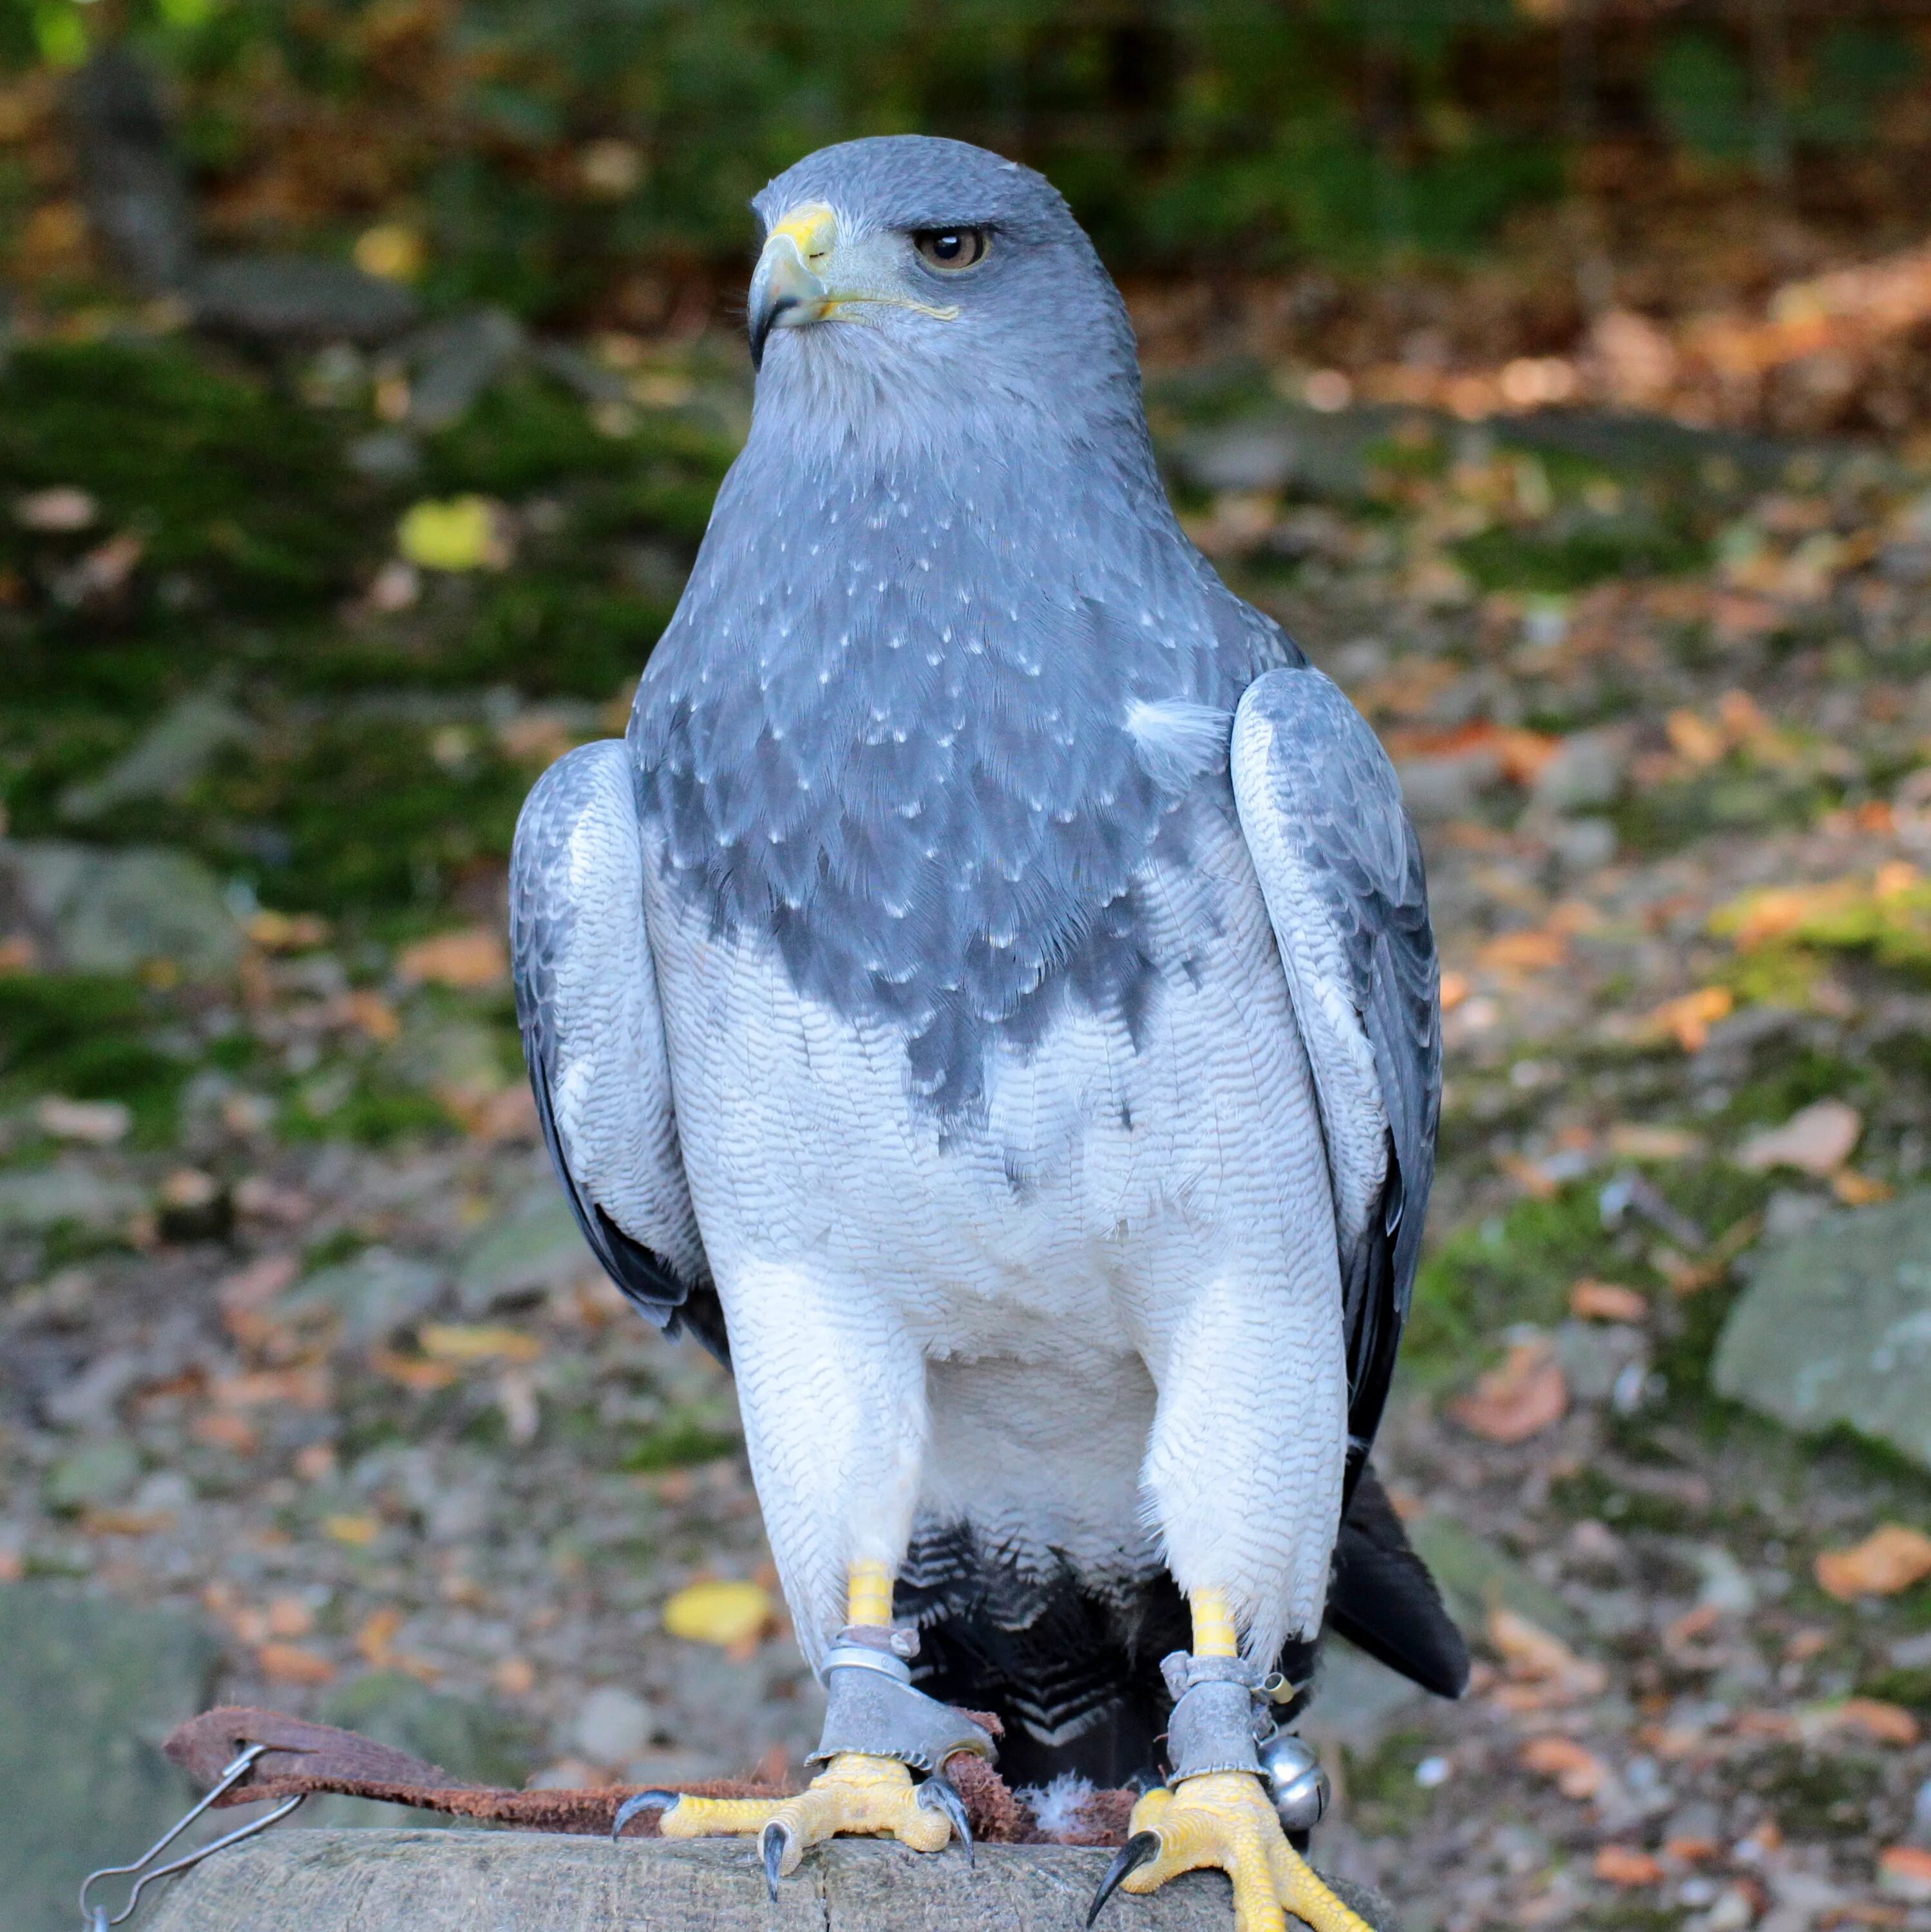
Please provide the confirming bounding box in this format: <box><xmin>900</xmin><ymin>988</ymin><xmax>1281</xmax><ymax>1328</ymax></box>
<box><xmin>913</xmin><ymin>228</ymin><xmax>991</xmax><ymax>272</ymax></box>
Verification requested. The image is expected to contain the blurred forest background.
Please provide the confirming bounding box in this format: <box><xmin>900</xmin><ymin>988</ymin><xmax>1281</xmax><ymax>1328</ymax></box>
<box><xmin>14</xmin><ymin>5</ymin><xmax>1931</xmax><ymax>1931</ymax></box>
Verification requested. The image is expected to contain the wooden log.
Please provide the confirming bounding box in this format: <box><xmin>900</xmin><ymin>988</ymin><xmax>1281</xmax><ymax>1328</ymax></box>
<box><xmin>144</xmin><ymin>1827</ymin><xmax>1399</xmax><ymax>1932</ymax></box>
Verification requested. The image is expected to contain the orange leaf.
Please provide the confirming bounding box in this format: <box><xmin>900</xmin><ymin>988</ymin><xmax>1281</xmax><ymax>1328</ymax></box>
<box><xmin>357</xmin><ymin>1607</ymin><xmax>403</xmax><ymax>1667</ymax></box>
<box><xmin>1520</xmin><ymin>1734</ymin><xmax>1605</xmax><ymax>1799</ymax></box>
<box><xmin>1816</xmin><ymin>1525</ymin><xmax>1931</xmax><ymax>1600</ymax></box>
<box><xmin>1594</xmin><ymin>1846</ymin><xmax>1665</xmax><ymax>1886</ymax></box>
<box><xmin>1570</xmin><ymin>1280</ymin><xmax>1650</xmax><ymax>1323</ymax></box>
<box><xmin>257</xmin><ymin>1642</ymin><xmax>336</xmax><ymax>1685</ymax></box>
<box><xmin>1831</xmin><ymin>1698</ymin><xmax>1921</xmax><ymax>1747</ymax></box>
<box><xmin>1881</xmin><ymin>1847</ymin><xmax>1931</xmax><ymax>1900</ymax></box>
<box><xmin>396</xmin><ymin>927</ymin><xmax>508</xmax><ymax>989</ymax></box>
<box><xmin>1449</xmin><ymin>1340</ymin><xmax>1568</xmax><ymax>1444</ymax></box>
<box><xmin>1642</xmin><ymin>986</ymin><xmax>1733</xmax><ymax>1053</ymax></box>
<box><xmin>1477</xmin><ymin>927</ymin><xmax>1569</xmax><ymax>974</ymax></box>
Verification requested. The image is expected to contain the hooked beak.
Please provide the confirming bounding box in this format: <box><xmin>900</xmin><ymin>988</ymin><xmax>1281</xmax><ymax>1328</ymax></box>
<box><xmin>748</xmin><ymin>204</ymin><xmax>837</xmax><ymax>370</ymax></box>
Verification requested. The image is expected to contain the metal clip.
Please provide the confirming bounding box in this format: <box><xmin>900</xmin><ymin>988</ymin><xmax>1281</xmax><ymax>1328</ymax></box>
<box><xmin>80</xmin><ymin>1742</ymin><xmax>306</xmax><ymax>1929</ymax></box>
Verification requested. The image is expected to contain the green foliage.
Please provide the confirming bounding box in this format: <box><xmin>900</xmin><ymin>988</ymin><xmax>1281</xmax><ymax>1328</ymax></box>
<box><xmin>621</xmin><ymin>1408</ymin><xmax>741</xmax><ymax>1473</ymax></box>
<box><xmin>0</xmin><ymin>972</ymin><xmax>190</xmax><ymax>1139</ymax></box>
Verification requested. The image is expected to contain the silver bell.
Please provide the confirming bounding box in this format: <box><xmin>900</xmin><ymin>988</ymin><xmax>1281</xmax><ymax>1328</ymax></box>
<box><xmin>1257</xmin><ymin>1730</ymin><xmax>1329</xmax><ymax>1832</ymax></box>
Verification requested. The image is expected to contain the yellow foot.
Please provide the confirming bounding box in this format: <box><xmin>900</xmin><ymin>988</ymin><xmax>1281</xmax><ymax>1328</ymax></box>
<box><xmin>1090</xmin><ymin>1770</ymin><xmax>1373</xmax><ymax>1932</ymax></box>
<box><xmin>614</xmin><ymin>1753</ymin><xmax>966</xmax><ymax>1895</ymax></box>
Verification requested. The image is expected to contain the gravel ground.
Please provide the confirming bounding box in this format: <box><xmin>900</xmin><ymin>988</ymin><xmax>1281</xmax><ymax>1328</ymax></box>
<box><xmin>9</xmin><ymin>319</ymin><xmax>1931</xmax><ymax>1931</ymax></box>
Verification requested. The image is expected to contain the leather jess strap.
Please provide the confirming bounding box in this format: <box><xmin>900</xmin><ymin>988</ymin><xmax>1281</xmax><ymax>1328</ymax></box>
<box><xmin>162</xmin><ymin>1707</ymin><xmax>1136</xmax><ymax>1846</ymax></box>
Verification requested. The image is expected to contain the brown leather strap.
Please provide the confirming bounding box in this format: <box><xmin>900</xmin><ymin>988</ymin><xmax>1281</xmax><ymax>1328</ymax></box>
<box><xmin>163</xmin><ymin>1707</ymin><xmax>1134</xmax><ymax>1845</ymax></box>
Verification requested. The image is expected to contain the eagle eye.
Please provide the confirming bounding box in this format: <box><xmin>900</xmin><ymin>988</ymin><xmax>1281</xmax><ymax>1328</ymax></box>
<box><xmin>913</xmin><ymin>228</ymin><xmax>991</xmax><ymax>272</ymax></box>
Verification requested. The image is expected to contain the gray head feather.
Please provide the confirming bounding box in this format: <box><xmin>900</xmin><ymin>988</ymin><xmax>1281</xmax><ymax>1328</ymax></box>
<box><xmin>633</xmin><ymin>135</ymin><xmax>1297</xmax><ymax>1119</ymax></box>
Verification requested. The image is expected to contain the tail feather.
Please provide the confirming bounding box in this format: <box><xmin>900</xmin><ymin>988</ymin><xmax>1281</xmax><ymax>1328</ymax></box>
<box><xmin>1324</xmin><ymin>1466</ymin><xmax>1470</xmax><ymax>1699</ymax></box>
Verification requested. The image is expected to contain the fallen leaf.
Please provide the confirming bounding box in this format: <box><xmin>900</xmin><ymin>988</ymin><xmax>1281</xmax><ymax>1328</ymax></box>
<box><xmin>1570</xmin><ymin>1280</ymin><xmax>1650</xmax><ymax>1323</ymax></box>
<box><xmin>1606</xmin><ymin>1124</ymin><xmax>1704</xmax><ymax>1162</ymax></box>
<box><xmin>1477</xmin><ymin>927</ymin><xmax>1569</xmax><ymax>973</ymax></box>
<box><xmin>1881</xmin><ymin>1847</ymin><xmax>1931</xmax><ymax>1901</ymax></box>
<box><xmin>493</xmin><ymin>1656</ymin><xmax>537</xmax><ymax>1696</ymax></box>
<box><xmin>1834</xmin><ymin>1170</ymin><xmax>1895</xmax><ymax>1206</ymax></box>
<box><xmin>266</xmin><ymin>1595</ymin><xmax>314</xmax><ymax>1638</ymax></box>
<box><xmin>1642</xmin><ymin>987</ymin><xmax>1733</xmax><ymax>1053</ymax></box>
<box><xmin>1816</xmin><ymin>1524</ymin><xmax>1931</xmax><ymax>1600</ymax></box>
<box><xmin>1594</xmin><ymin>1846</ymin><xmax>1666</xmax><ymax>1887</ymax></box>
<box><xmin>257</xmin><ymin>1641</ymin><xmax>336</xmax><ymax>1685</ymax></box>
<box><xmin>1489</xmin><ymin>1606</ymin><xmax>1610</xmax><ymax>1702</ymax></box>
<box><xmin>1822</xmin><ymin>1698</ymin><xmax>1920</xmax><ymax>1747</ymax></box>
<box><xmin>419</xmin><ymin>1323</ymin><xmax>543</xmax><ymax>1365</ymax></box>
<box><xmin>1666</xmin><ymin>708</ymin><xmax>1727</xmax><ymax>766</ymax></box>
<box><xmin>190</xmin><ymin>1411</ymin><xmax>260</xmax><ymax>1455</ymax></box>
<box><xmin>247</xmin><ymin>910</ymin><xmax>332</xmax><ymax>951</ymax></box>
<box><xmin>368</xmin><ymin>1345</ymin><xmax>460</xmax><ymax>1393</ymax></box>
<box><xmin>397</xmin><ymin>495</ymin><xmax>510</xmax><ymax>572</ymax></box>
<box><xmin>1664</xmin><ymin>1834</ymin><xmax>1723</xmax><ymax>1862</ymax></box>
<box><xmin>323</xmin><ymin>1513</ymin><xmax>381</xmax><ymax>1547</ymax></box>
<box><xmin>397</xmin><ymin>926</ymin><xmax>508</xmax><ymax>989</ymax></box>
<box><xmin>341</xmin><ymin>989</ymin><xmax>401</xmax><ymax>1041</ymax></box>
<box><xmin>662</xmin><ymin>1580</ymin><xmax>774</xmax><ymax>1649</ymax></box>
<box><xmin>1519</xmin><ymin>1734</ymin><xmax>1606</xmax><ymax>1799</ymax></box>
<box><xmin>1439</xmin><ymin>970</ymin><xmax>1471</xmax><ymax>1012</ymax></box>
<box><xmin>213</xmin><ymin>1368</ymin><xmax>332</xmax><ymax>1409</ymax></box>
<box><xmin>357</xmin><ymin>1607</ymin><xmax>403</xmax><ymax>1666</ymax></box>
<box><xmin>35</xmin><ymin>1095</ymin><xmax>131</xmax><ymax>1144</ymax></box>
<box><xmin>14</xmin><ymin>485</ymin><xmax>97</xmax><ymax>531</ymax></box>
<box><xmin>1737</xmin><ymin>1099</ymin><xmax>1862</xmax><ymax>1176</ymax></box>
<box><xmin>1449</xmin><ymin>1339</ymin><xmax>1568</xmax><ymax>1443</ymax></box>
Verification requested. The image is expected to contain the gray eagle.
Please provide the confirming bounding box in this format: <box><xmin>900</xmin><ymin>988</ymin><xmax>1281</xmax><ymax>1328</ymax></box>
<box><xmin>512</xmin><ymin>135</ymin><xmax>1464</xmax><ymax>1930</ymax></box>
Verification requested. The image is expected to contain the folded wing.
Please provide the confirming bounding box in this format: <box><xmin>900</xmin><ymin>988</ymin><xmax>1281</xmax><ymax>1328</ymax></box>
<box><xmin>509</xmin><ymin>739</ymin><xmax>722</xmax><ymax>1358</ymax></box>
<box><xmin>1230</xmin><ymin>667</ymin><xmax>1440</xmax><ymax>1492</ymax></box>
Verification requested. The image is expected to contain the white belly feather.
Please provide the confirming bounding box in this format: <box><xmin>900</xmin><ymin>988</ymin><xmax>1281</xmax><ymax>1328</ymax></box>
<box><xmin>643</xmin><ymin>806</ymin><xmax>1347</xmax><ymax>1666</ymax></box>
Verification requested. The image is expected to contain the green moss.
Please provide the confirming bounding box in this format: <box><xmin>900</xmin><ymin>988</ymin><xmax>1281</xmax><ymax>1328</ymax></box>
<box><xmin>0</xmin><ymin>972</ymin><xmax>189</xmax><ymax>1141</ymax></box>
<box><xmin>621</xmin><ymin>1408</ymin><xmax>741</xmax><ymax>1473</ymax></box>
<box><xmin>1452</xmin><ymin>516</ymin><xmax>1708</xmax><ymax>594</ymax></box>
<box><xmin>1405</xmin><ymin>1184</ymin><xmax>1612</xmax><ymax>1371</ymax></box>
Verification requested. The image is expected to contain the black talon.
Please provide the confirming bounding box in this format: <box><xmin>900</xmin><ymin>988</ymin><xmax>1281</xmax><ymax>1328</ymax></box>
<box><xmin>760</xmin><ymin>1821</ymin><xmax>791</xmax><ymax>1901</ymax></box>
<box><xmin>919</xmin><ymin>1773</ymin><xmax>975</xmax><ymax>1866</ymax></box>
<box><xmin>1087</xmin><ymin>1831</ymin><xmax>1161</xmax><ymax>1927</ymax></box>
<box><xmin>611</xmin><ymin>1789</ymin><xmax>679</xmax><ymax>1841</ymax></box>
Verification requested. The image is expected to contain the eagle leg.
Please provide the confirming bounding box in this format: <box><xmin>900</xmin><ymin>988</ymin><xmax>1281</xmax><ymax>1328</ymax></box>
<box><xmin>650</xmin><ymin>1562</ymin><xmax>982</xmax><ymax>1882</ymax></box>
<box><xmin>1091</xmin><ymin>1591</ymin><xmax>1371</xmax><ymax>1932</ymax></box>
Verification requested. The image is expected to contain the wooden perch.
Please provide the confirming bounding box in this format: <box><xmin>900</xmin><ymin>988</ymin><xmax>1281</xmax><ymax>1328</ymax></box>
<box><xmin>144</xmin><ymin>1826</ymin><xmax>1400</xmax><ymax>1932</ymax></box>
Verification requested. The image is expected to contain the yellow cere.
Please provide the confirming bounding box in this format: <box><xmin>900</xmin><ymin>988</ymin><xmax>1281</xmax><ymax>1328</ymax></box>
<box><xmin>768</xmin><ymin>202</ymin><xmax>837</xmax><ymax>262</ymax></box>
<box><xmin>663</xmin><ymin>1579</ymin><xmax>774</xmax><ymax>1648</ymax></box>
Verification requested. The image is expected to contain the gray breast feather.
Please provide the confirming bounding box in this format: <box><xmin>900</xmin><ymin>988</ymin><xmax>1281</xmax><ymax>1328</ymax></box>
<box><xmin>509</xmin><ymin>740</ymin><xmax>711</xmax><ymax>1332</ymax></box>
<box><xmin>1230</xmin><ymin>667</ymin><xmax>1440</xmax><ymax>1469</ymax></box>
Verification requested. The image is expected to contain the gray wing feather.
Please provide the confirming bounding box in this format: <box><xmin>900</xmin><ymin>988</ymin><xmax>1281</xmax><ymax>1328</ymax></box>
<box><xmin>509</xmin><ymin>740</ymin><xmax>718</xmax><ymax>1353</ymax></box>
<box><xmin>1230</xmin><ymin>668</ymin><xmax>1440</xmax><ymax>1478</ymax></box>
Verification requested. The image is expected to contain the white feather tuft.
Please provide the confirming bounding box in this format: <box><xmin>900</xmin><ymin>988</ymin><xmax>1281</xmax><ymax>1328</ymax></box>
<box><xmin>1125</xmin><ymin>698</ymin><xmax>1232</xmax><ymax>791</ymax></box>
<box><xmin>1019</xmin><ymin>1770</ymin><xmax>1099</xmax><ymax>1839</ymax></box>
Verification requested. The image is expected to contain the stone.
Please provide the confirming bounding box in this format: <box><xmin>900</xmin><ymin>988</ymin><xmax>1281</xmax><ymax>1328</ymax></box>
<box><xmin>0</xmin><ymin>1583</ymin><xmax>219</xmax><ymax>1932</ymax></box>
<box><xmin>0</xmin><ymin>1163</ymin><xmax>146</xmax><ymax>1235</ymax></box>
<box><xmin>405</xmin><ymin>310</ymin><xmax>526</xmax><ymax>431</ymax></box>
<box><xmin>1393</xmin><ymin>748</ymin><xmax>1503</xmax><ymax>824</ymax></box>
<box><xmin>284</xmin><ymin>1251</ymin><xmax>446</xmax><ymax>1345</ymax></box>
<box><xmin>60</xmin><ymin>690</ymin><xmax>252</xmax><ymax>822</ymax></box>
<box><xmin>1407</xmin><ymin>1514</ymin><xmax>1579</xmax><ymax>1642</ymax></box>
<box><xmin>0</xmin><ymin>840</ymin><xmax>242</xmax><ymax>978</ymax></box>
<box><xmin>457</xmin><ymin>1188</ymin><xmax>592</xmax><ymax>1312</ymax></box>
<box><xmin>43</xmin><ymin>1435</ymin><xmax>142</xmax><ymax>1510</ymax></box>
<box><xmin>302</xmin><ymin>1674</ymin><xmax>537</xmax><ymax>1833</ymax></box>
<box><xmin>1528</xmin><ymin>730</ymin><xmax>1627</xmax><ymax>813</ymax></box>
<box><xmin>1300</xmin><ymin>1635</ymin><xmax>1425</xmax><ymax>1754</ymax></box>
<box><xmin>1713</xmin><ymin>1191</ymin><xmax>1931</xmax><ymax>1470</ymax></box>
<box><xmin>144</xmin><ymin>1830</ymin><xmax>1399</xmax><ymax>1932</ymax></box>
<box><xmin>66</xmin><ymin>49</ymin><xmax>196</xmax><ymax>294</ymax></box>
<box><xmin>571</xmin><ymin>1685</ymin><xmax>652</xmax><ymax>1765</ymax></box>
<box><xmin>1171</xmin><ymin>406</ymin><xmax>1396</xmax><ymax>501</ymax></box>
<box><xmin>191</xmin><ymin>256</ymin><xmax>419</xmax><ymax>347</ymax></box>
